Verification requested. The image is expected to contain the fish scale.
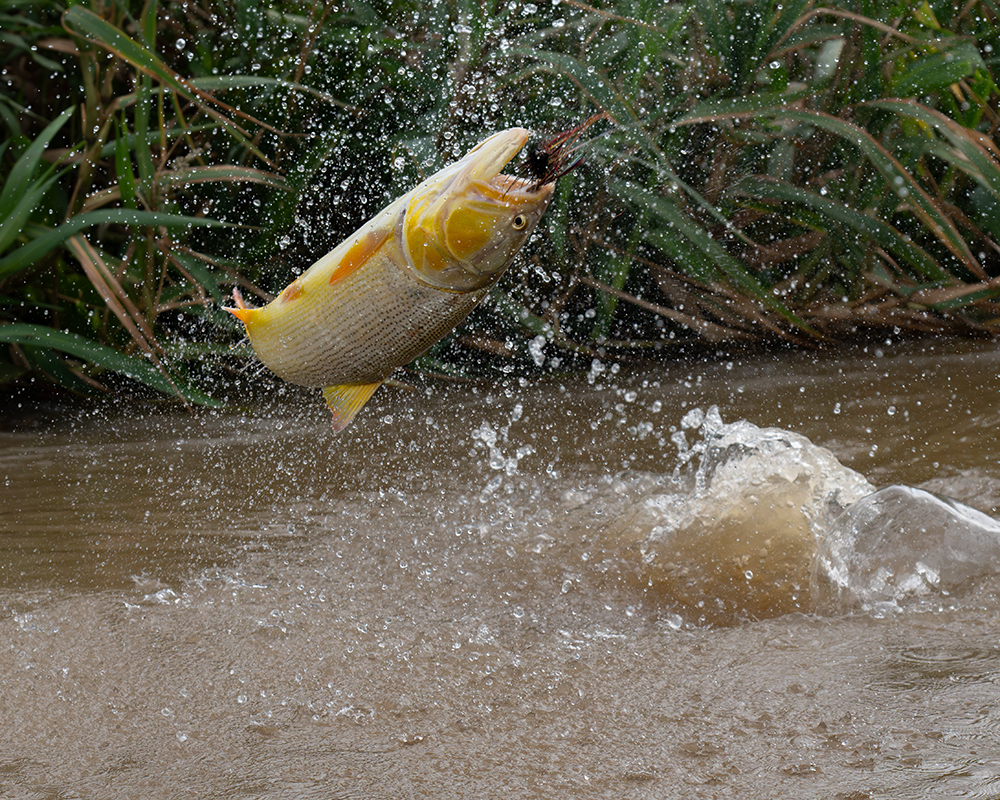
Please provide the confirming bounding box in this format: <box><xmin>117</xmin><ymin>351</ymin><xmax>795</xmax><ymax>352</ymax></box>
<box><xmin>245</xmin><ymin>243</ymin><xmax>486</xmax><ymax>387</ymax></box>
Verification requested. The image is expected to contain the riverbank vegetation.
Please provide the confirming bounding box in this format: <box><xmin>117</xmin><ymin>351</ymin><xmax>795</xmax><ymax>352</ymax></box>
<box><xmin>1</xmin><ymin>0</ymin><xmax>998</xmax><ymax>402</ymax></box>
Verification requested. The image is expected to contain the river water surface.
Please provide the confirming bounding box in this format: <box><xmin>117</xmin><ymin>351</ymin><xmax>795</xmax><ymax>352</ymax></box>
<box><xmin>3</xmin><ymin>338</ymin><xmax>1000</xmax><ymax>798</ymax></box>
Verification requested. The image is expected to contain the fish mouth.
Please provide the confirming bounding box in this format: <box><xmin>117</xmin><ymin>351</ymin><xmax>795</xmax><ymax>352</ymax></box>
<box><xmin>454</xmin><ymin>128</ymin><xmax>553</xmax><ymax>200</ymax></box>
<box><xmin>489</xmin><ymin>172</ymin><xmax>555</xmax><ymax>200</ymax></box>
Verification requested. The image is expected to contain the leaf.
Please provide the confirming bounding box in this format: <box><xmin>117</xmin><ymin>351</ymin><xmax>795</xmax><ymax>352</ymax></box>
<box><xmin>0</xmin><ymin>171</ymin><xmax>60</xmax><ymax>254</ymax></box>
<box><xmin>590</xmin><ymin>222</ymin><xmax>641</xmax><ymax>339</ymax></box>
<box><xmin>157</xmin><ymin>165</ymin><xmax>288</xmax><ymax>191</ymax></box>
<box><xmin>114</xmin><ymin>113</ymin><xmax>139</xmax><ymax>210</ymax></box>
<box><xmin>866</xmin><ymin>98</ymin><xmax>1000</xmax><ymax>204</ymax></box>
<box><xmin>0</xmin><ymin>210</ymin><xmax>228</xmax><ymax>281</ymax></box>
<box><xmin>673</xmin><ymin>106</ymin><xmax>984</xmax><ymax>278</ymax></box>
<box><xmin>0</xmin><ymin>323</ymin><xmax>222</xmax><ymax>406</ymax></box>
<box><xmin>489</xmin><ymin>291</ymin><xmax>552</xmax><ymax>339</ymax></box>
<box><xmin>611</xmin><ymin>179</ymin><xmax>813</xmax><ymax>332</ymax></box>
<box><xmin>165</xmin><ymin>250</ymin><xmax>228</xmax><ymax>305</ymax></box>
<box><xmin>62</xmin><ymin>7</ymin><xmax>276</xmax><ymax>164</ymax></box>
<box><xmin>20</xmin><ymin>344</ymin><xmax>104</xmax><ymax>396</ymax></box>
<box><xmin>508</xmin><ymin>47</ymin><xmax>639</xmax><ymax>126</ymax></box>
<box><xmin>133</xmin><ymin>74</ymin><xmax>155</xmax><ymax>197</ymax></box>
<box><xmin>697</xmin><ymin>0</ymin><xmax>732</xmax><ymax>65</ymax></box>
<box><xmin>0</xmin><ymin>106</ymin><xmax>72</xmax><ymax>219</ymax></box>
<box><xmin>62</xmin><ymin>8</ymin><xmax>197</xmax><ymax>103</ymax></box>
<box><xmin>779</xmin><ymin>109</ymin><xmax>983</xmax><ymax>278</ymax></box>
<box><xmin>65</xmin><ymin>234</ymin><xmax>161</xmax><ymax>358</ymax></box>
<box><xmin>890</xmin><ymin>41</ymin><xmax>984</xmax><ymax>98</ymax></box>
<box><xmin>582</xmin><ymin>274</ymin><xmax>750</xmax><ymax>342</ymax></box>
<box><xmin>671</xmin><ymin>86</ymin><xmax>815</xmax><ymax>126</ymax></box>
<box><xmin>734</xmin><ymin>176</ymin><xmax>948</xmax><ymax>282</ymax></box>
<box><xmin>188</xmin><ymin>75</ymin><xmax>356</xmax><ymax>109</ymax></box>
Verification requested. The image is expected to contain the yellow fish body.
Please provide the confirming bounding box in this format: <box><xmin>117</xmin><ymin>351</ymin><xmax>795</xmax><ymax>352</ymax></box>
<box><xmin>227</xmin><ymin>128</ymin><xmax>554</xmax><ymax>430</ymax></box>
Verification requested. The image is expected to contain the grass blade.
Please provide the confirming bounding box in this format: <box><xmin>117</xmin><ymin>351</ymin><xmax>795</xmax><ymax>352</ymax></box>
<box><xmin>612</xmin><ymin>178</ymin><xmax>813</xmax><ymax>332</ymax></box>
<box><xmin>0</xmin><ymin>172</ymin><xmax>60</xmax><ymax>254</ymax></box>
<box><xmin>889</xmin><ymin>41</ymin><xmax>984</xmax><ymax>97</ymax></box>
<box><xmin>0</xmin><ymin>107</ymin><xmax>73</xmax><ymax>218</ymax></box>
<box><xmin>734</xmin><ymin>176</ymin><xmax>949</xmax><ymax>282</ymax></box>
<box><xmin>509</xmin><ymin>48</ymin><xmax>639</xmax><ymax>125</ymax></box>
<box><xmin>156</xmin><ymin>165</ymin><xmax>288</xmax><ymax>191</ymax></box>
<box><xmin>62</xmin><ymin>7</ymin><xmax>278</xmax><ymax>164</ymax></box>
<box><xmin>0</xmin><ymin>210</ymin><xmax>228</xmax><ymax>281</ymax></box>
<box><xmin>65</xmin><ymin>234</ymin><xmax>160</xmax><ymax>357</ymax></box>
<box><xmin>673</xmin><ymin>106</ymin><xmax>985</xmax><ymax>278</ymax></box>
<box><xmin>0</xmin><ymin>323</ymin><xmax>222</xmax><ymax>406</ymax></box>
<box><xmin>670</xmin><ymin>85</ymin><xmax>814</xmax><ymax>125</ymax></box>
<box><xmin>866</xmin><ymin>98</ymin><xmax>1000</xmax><ymax>203</ymax></box>
<box><xmin>20</xmin><ymin>344</ymin><xmax>104</xmax><ymax>396</ymax></box>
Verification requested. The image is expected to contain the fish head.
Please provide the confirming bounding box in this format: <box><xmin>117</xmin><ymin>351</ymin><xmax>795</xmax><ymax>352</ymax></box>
<box><xmin>403</xmin><ymin>128</ymin><xmax>555</xmax><ymax>292</ymax></box>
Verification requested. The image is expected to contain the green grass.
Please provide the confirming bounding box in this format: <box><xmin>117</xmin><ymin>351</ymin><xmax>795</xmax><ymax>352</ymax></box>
<box><xmin>2</xmin><ymin>0</ymin><xmax>999</xmax><ymax>404</ymax></box>
<box><xmin>513</xmin><ymin>0</ymin><xmax>1000</xmax><ymax>346</ymax></box>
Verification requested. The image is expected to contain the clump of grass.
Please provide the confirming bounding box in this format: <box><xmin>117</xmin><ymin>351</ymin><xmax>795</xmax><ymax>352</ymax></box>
<box><xmin>0</xmin><ymin>0</ymin><xmax>300</xmax><ymax>401</ymax></box>
<box><xmin>503</xmin><ymin>0</ymin><xmax>1000</xmax><ymax>352</ymax></box>
<box><xmin>3</xmin><ymin>0</ymin><xmax>999</xmax><ymax>403</ymax></box>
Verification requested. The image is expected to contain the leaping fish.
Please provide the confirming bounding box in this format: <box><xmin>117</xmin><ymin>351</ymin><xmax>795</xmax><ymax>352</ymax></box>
<box><xmin>227</xmin><ymin>127</ymin><xmax>557</xmax><ymax>430</ymax></box>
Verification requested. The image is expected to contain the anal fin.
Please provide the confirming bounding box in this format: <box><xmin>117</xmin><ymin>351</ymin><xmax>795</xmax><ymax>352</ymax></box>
<box><xmin>322</xmin><ymin>381</ymin><xmax>383</xmax><ymax>431</ymax></box>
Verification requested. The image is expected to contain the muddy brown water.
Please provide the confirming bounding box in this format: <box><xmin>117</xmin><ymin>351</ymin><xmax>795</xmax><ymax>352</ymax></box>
<box><xmin>3</xmin><ymin>338</ymin><xmax>1000</xmax><ymax>798</ymax></box>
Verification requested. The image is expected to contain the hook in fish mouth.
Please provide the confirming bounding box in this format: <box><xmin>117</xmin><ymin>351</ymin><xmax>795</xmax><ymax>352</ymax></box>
<box><xmin>452</xmin><ymin>127</ymin><xmax>566</xmax><ymax>203</ymax></box>
<box><xmin>446</xmin><ymin>127</ymin><xmax>558</xmax><ymax>202</ymax></box>
<box><xmin>517</xmin><ymin>113</ymin><xmax>610</xmax><ymax>190</ymax></box>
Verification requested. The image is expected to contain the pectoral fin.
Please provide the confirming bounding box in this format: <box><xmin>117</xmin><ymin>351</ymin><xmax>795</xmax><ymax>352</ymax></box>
<box><xmin>322</xmin><ymin>381</ymin><xmax>383</xmax><ymax>431</ymax></box>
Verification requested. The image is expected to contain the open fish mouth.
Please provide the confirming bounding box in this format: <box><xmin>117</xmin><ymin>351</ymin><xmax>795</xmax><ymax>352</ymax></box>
<box><xmin>451</xmin><ymin>128</ymin><xmax>554</xmax><ymax>200</ymax></box>
<box><xmin>489</xmin><ymin>172</ymin><xmax>553</xmax><ymax>198</ymax></box>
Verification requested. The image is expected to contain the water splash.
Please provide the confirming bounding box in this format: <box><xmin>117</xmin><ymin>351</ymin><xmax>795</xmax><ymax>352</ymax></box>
<box><xmin>599</xmin><ymin>406</ymin><xmax>1000</xmax><ymax>623</ymax></box>
<box><xmin>814</xmin><ymin>485</ymin><xmax>1000</xmax><ymax>614</ymax></box>
<box><xmin>669</xmin><ymin>406</ymin><xmax>873</xmax><ymax>516</ymax></box>
<box><xmin>599</xmin><ymin>406</ymin><xmax>874</xmax><ymax>623</ymax></box>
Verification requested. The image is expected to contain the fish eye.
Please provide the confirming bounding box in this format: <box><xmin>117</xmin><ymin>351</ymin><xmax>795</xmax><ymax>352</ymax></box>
<box><xmin>512</xmin><ymin>214</ymin><xmax>527</xmax><ymax>230</ymax></box>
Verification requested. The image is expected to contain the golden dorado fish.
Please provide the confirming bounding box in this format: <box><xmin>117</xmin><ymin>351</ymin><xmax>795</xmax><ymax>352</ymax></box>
<box><xmin>227</xmin><ymin>128</ymin><xmax>555</xmax><ymax>430</ymax></box>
